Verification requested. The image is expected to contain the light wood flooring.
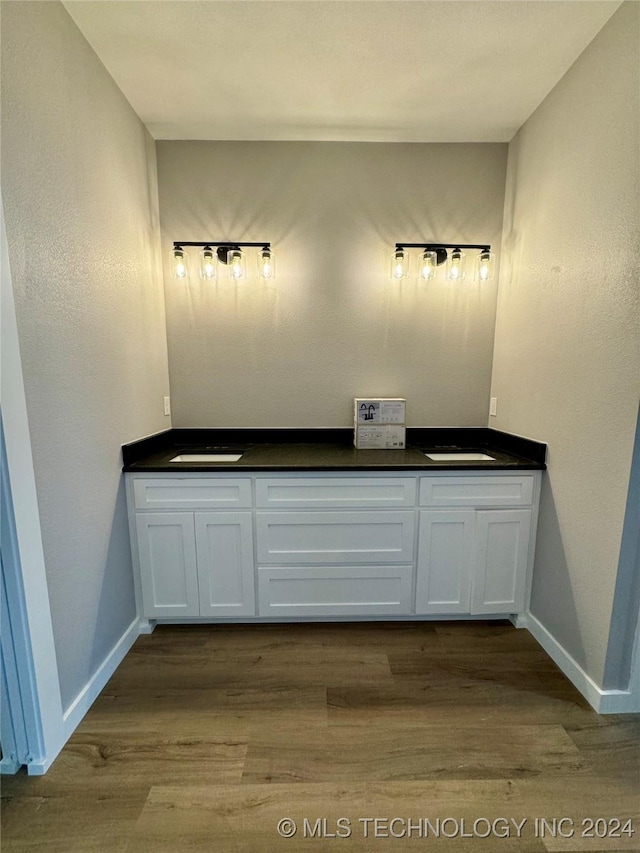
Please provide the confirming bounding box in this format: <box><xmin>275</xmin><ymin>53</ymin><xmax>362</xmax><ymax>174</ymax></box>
<box><xmin>2</xmin><ymin>620</ymin><xmax>639</xmax><ymax>852</ymax></box>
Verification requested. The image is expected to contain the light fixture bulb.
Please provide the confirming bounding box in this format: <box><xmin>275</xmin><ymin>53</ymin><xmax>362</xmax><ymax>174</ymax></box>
<box><xmin>391</xmin><ymin>248</ymin><xmax>408</xmax><ymax>280</ymax></box>
<box><xmin>446</xmin><ymin>248</ymin><xmax>466</xmax><ymax>281</ymax></box>
<box><xmin>475</xmin><ymin>249</ymin><xmax>495</xmax><ymax>282</ymax></box>
<box><xmin>172</xmin><ymin>247</ymin><xmax>188</xmax><ymax>280</ymax></box>
<box><xmin>258</xmin><ymin>247</ymin><xmax>275</xmax><ymax>280</ymax></box>
<box><xmin>199</xmin><ymin>247</ymin><xmax>217</xmax><ymax>280</ymax></box>
<box><xmin>228</xmin><ymin>248</ymin><xmax>245</xmax><ymax>281</ymax></box>
<box><xmin>418</xmin><ymin>250</ymin><xmax>438</xmax><ymax>281</ymax></box>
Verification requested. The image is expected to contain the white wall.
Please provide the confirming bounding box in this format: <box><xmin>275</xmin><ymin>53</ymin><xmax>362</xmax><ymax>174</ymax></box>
<box><xmin>156</xmin><ymin>141</ymin><xmax>507</xmax><ymax>427</ymax></box>
<box><xmin>491</xmin><ymin>2</ymin><xmax>639</xmax><ymax>686</ymax></box>
<box><xmin>1</xmin><ymin>1</ymin><xmax>170</xmax><ymax>710</ymax></box>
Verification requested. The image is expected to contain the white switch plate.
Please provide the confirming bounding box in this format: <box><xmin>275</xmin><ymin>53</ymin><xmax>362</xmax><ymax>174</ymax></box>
<box><xmin>163</xmin><ymin>396</ymin><xmax>171</xmax><ymax>416</ymax></box>
<box><xmin>489</xmin><ymin>397</ymin><xmax>498</xmax><ymax>417</ymax></box>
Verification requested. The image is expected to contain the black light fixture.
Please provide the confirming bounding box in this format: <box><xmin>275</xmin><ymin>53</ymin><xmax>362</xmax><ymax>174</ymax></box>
<box><xmin>393</xmin><ymin>243</ymin><xmax>494</xmax><ymax>283</ymax></box>
<box><xmin>171</xmin><ymin>241</ymin><xmax>274</xmax><ymax>282</ymax></box>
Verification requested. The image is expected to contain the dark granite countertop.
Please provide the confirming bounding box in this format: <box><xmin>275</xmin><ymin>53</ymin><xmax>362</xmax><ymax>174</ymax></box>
<box><xmin>122</xmin><ymin>428</ymin><xmax>546</xmax><ymax>472</ymax></box>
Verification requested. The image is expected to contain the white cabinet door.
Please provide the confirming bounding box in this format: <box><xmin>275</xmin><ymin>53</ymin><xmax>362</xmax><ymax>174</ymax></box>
<box><xmin>135</xmin><ymin>513</ymin><xmax>200</xmax><ymax>618</ymax></box>
<box><xmin>195</xmin><ymin>512</ymin><xmax>255</xmax><ymax>617</ymax></box>
<box><xmin>471</xmin><ymin>509</ymin><xmax>531</xmax><ymax>614</ymax></box>
<box><xmin>416</xmin><ymin>511</ymin><xmax>475</xmax><ymax>614</ymax></box>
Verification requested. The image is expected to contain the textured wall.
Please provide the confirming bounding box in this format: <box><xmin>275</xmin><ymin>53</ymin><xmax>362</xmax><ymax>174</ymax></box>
<box><xmin>156</xmin><ymin>141</ymin><xmax>507</xmax><ymax>427</ymax></box>
<box><xmin>491</xmin><ymin>2</ymin><xmax>640</xmax><ymax>685</ymax></box>
<box><xmin>1</xmin><ymin>1</ymin><xmax>170</xmax><ymax>710</ymax></box>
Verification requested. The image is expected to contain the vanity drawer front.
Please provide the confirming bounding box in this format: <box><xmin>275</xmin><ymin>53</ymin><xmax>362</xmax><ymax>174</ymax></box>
<box><xmin>133</xmin><ymin>478</ymin><xmax>252</xmax><ymax>510</ymax></box>
<box><xmin>257</xmin><ymin>565</ymin><xmax>413</xmax><ymax>616</ymax></box>
<box><xmin>256</xmin><ymin>511</ymin><xmax>415</xmax><ymax>564</ymax></box>
<box><xmin>419</xmin><ymin>476</ymin><xmax>534</xmax><ymax>507</ymax></box>
<box><xmin>256</xmin><ymin>477</ymin><xmax>416</xmax><ymax>508</ymax></box>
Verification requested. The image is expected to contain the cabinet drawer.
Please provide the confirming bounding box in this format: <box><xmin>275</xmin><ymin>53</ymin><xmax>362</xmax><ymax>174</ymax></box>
<box><xmin>419</xmin><ymin>475</ymin><xmax>534</xmax><ymax>507</ymax></box>
<box><xmin>133</xmin><ymin>478</ymin><xmax>252</xmax><ymax>510</ymax></box>
<box><xmin>256</xmin><ymin>511</ymin><xmax>415</xmax><ymax>564</ymax></box>
<box><xmin>256</xmin><ymin>477</ymin><xmax>416</xmax><ymax>508</ymax></box>
<box><xmin>257</xmin><ymin>565</ymin><xmax>413</xmax><ymax>616</ymax></box>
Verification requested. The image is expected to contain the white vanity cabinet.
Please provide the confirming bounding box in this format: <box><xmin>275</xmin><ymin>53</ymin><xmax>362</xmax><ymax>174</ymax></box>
<box><xmin>128</xmin><ymin>477</ymin><xmax>255</xmax><ymax>618</ymax></box>
<box><xmin>126</xmin><ymin>469</ymin><xmax>541</xmax><ymax>624</ymax></box>
<box><xmin>415</xmin><ymin>474</ymin><xmax>538</xmax><ymax>616</ymax></box>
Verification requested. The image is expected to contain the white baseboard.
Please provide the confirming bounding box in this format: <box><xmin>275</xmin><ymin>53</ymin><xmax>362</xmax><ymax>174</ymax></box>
<box><xmin>523</xmin><ymin>612</ymin><xmax>639</xmax><ymax>714</ymax></box>
<box><xmin>61</xmin><ymin>617</ymin><xmax>141</xmax><ymax>739</ymax></box>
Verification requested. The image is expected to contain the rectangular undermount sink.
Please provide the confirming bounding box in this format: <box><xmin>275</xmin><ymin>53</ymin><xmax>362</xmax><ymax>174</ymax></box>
<box><xmin>425</xmin><ymin>452</ymin><xmax>496</xmax><ymax>462</ymax></box>
<box><xmin>170</xmin><ymin>454</ymin><xmax>244</xmax><ymax>463</ymax></box>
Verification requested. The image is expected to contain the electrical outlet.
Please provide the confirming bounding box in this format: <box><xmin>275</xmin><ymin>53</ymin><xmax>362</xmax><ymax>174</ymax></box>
<box><xmin>163</xmin><ymin>396</ymin><xmax>171</xmax><ymax>416</ymax></box>
<box><xmin>489</xmin><ymin>397</ymin><xmax>498</xmax><ymax>417</ymax></box>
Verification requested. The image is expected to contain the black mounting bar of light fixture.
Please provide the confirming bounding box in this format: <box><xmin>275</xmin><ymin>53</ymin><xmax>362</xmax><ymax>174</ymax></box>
<box><xmin>395</xmin><ymin>242</ymin><xmax>491</xmax><ymax>265</ymax></box>
<box><xmin>173</xmin><ymin>241</ymin><xmax>271</xmax><ymax>264</ymax></box>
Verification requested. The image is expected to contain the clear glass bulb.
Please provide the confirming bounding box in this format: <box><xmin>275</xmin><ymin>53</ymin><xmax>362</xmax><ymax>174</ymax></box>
<box><xmin>418</xmin><ymin>250</ymin><xmax>438</xmax><ymax>281</ymax></box>
<box><xmin>391</xmin><ymin>249</ymin><xmax>408</xmax><ymax>280</ymax></box>
<box><xmin>258</xmin><ymin>247</ymin><xmax>275</xmax><ymax>279</ymax></box>
<box><xmin>446</xmin><ymin>248</ymin><xmax>466</xmax><ymax>281</ymax></box>
<box><xmin>172</xmin><ymin>248</ymin><xmax>188</xmax><ymax>280</ymax></box>
<box><xmin>475</xmin><ymin>250</ymin><xmax>495</xmax><ymax>282</ymax></box>
<box><xmin>199</xmin><ymin>247</ymin><xmax>216</xmax><ymax>280</ymax></box>
<box><xmin>228</xmin><ymin>248</ymin><xmax>245</xmax><ymax>281</ymax></box>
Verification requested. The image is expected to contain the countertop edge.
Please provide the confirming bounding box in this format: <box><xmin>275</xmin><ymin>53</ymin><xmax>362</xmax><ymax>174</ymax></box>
<box><xmin>124</xmin><ymin>464</ymin><xmax>545</xmax><ymax>473</ymax></box>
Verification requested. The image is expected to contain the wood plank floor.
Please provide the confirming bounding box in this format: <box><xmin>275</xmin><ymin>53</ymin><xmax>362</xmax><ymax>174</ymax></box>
<box><xmin>2</xmin><ymin>621</ymin><xmax>639</xmax><ymax>852</ymax></box>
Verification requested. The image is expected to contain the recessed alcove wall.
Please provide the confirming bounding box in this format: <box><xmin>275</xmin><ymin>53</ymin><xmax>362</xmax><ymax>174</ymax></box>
<box><xmin>156</xmin><ymin>141</ymin><xmax>507</xmax><ymax>427</ymax></box>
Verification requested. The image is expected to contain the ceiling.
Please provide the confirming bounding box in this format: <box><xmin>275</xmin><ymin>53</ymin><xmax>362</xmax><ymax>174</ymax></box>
<box><xmin>63</xmin><ymin>0</ymin><xmax>621</xmax><ymax>143</ymax></box>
